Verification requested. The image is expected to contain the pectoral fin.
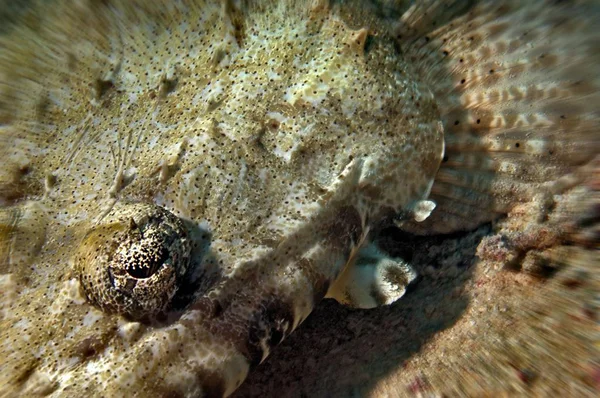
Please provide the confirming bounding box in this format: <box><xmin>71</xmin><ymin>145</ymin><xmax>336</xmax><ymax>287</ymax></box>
<box><xmin>326</xmin><ymin>243</ymin><xmax>417</xmax><ymax>309</ymax></box>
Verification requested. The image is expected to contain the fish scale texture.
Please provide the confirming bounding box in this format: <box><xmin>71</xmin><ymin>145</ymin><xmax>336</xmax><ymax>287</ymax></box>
<box><xmin>0</xmin><ymin>0</ymin><xmax>598</xmax><ymax>397</ymax></box>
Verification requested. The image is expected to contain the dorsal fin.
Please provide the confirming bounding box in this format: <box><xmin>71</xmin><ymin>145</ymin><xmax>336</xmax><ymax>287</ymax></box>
<box><xmin>394</xmin><ymin>0</ymin><xmax>599</xmax><ymax>234</ymax></box>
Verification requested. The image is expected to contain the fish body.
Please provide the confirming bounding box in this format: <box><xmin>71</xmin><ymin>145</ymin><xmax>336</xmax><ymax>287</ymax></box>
<box><xmin>0</xmin><ymin>0</ymin><xmax>598</xmax><ymax>397</ymax></box>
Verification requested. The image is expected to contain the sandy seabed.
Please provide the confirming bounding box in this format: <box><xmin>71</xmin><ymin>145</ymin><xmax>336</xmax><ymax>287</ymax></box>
<box><xmin>235</xmin><ymin>158</ymin><xmax>599</xmax><ymax>397</ymax></box>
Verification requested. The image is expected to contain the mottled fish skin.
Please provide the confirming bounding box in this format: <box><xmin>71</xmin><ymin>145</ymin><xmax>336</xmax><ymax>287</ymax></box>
<box><xmin>0</xmin><ymin>0</ymin><xmax>598</xmax><ymax>397</ymax></box>
<box><xmin>0</xmin><ymin>1</ymin><xmax>442</xmax><ymax>396</ymax></box>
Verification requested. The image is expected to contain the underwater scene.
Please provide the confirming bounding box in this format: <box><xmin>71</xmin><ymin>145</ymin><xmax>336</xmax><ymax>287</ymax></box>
<box><xmin>0</xmin><ymin>0</ymin><xmax>598</xmax><ymax>396</ymax></box>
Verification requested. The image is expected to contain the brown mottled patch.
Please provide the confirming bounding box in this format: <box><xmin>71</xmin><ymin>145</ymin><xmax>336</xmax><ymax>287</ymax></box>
<box><xmin>323</xmin><ymin>205</ymin><xmax>362</xmax><ymax>251</ymax></box>
<box><xmin>195</xmin><ymin>369</ymin><xmax>227</xmax><ymax>398</ymax></box>
<box><xmin>246</xmin><ymin>295</ymin><xmax>296</xmax><ymax>365</ymax></box>
<box><xmin>297</xmin><ymin>257</ymin><xmax>330</xmax><ymax>303</ymax></box>
<box><xmin>74</xmin><ymin>335</ymin><xmax>106</xmax><ymax>359</ymax></box>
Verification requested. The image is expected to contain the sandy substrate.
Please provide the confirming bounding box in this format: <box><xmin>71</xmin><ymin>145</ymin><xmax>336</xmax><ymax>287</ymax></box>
<box><xmin>235</xmin><ymin>160</ymin><xmax>599</xmax><ymax>397</ymax></box>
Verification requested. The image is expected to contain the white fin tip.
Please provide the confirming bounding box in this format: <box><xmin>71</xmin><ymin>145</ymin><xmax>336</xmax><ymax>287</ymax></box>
<box><xmin>413</xmin><ymin>200</ymin><xmax>436</xmax><ymax>222</ymax></box>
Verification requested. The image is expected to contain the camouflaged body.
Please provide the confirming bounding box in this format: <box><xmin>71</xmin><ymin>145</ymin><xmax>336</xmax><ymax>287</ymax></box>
<box><xmin>1</xmin><ymin>0</ymin><xmax>598</xmax><ymax>397</ymax></box>
<box><xmin>0</xmin><ymin>1</ymin><xmax>444</xmax><ymax>396</ymax></box>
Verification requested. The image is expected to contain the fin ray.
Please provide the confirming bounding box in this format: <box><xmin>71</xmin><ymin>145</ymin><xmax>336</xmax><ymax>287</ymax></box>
<box><xmin>396</xmin><ymin>0</ymin><xmax>599</xmax><ymax>234</ymax></box>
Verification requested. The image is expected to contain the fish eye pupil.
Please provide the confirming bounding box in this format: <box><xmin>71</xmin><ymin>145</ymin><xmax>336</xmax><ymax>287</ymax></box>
<box><xmin>125</xmin><ymin>245</ymin><xmax>170</xmax><ymax>279</ymax></box>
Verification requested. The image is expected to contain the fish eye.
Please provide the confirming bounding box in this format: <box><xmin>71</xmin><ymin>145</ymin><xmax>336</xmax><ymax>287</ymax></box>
<box><xmin>74</xmin><ymin>202</ymin><xmax>191</xmax><ymax>319</ymax></box>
